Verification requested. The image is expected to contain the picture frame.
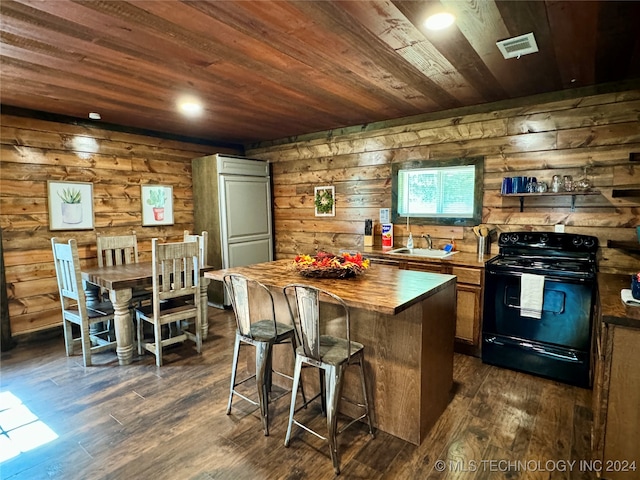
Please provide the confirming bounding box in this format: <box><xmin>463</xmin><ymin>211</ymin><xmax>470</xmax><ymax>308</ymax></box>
<box><xmin>314</xmin><ymin>185</ymin><xmax>335</xmax><ymax>217</ymax></box>
<box><xmin>141</xmin><ymin>185</ymin><xmax>174</xmax><ymax>226</ymax></box>
<box><xmin>47</xmin><ymin>180</ymin><xmax>95</xmax><ymax>231</ymax></box>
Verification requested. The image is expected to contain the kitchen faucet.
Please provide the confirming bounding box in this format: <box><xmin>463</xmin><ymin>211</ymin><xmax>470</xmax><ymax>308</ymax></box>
<box><xmin>422</xmin><ymin>234</ymin><xmax>432</xmax><ymax>249</ymax></box>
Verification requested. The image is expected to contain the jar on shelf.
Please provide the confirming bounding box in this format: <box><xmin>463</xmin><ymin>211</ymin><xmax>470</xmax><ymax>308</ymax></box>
<box><xmin>551</xmin><ymin>175</ymin><xmax>562</xmax><ymax>193</ymax></box>
<box><xmin>574</xmin><ymin>167</ymin><xmax>592</xmax><ymax>192</ymax></box>
<box><xmin>563</xmin><ymin>175</ymin><xmax>573</xmax><ymax>192</ymax></box>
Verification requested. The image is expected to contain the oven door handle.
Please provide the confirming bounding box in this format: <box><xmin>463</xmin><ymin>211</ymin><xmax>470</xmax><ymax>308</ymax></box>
<box><xmin>485</xmin><ymin>336</ymin><xmax>580</xmax><ymax>363</ymax></box>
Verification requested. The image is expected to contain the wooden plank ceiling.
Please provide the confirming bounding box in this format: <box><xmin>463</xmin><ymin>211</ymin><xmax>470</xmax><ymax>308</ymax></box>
<box><xmin>1</xmin><ymin>0</ymin><xmax>639</xmax><ymax>145</ymax></box>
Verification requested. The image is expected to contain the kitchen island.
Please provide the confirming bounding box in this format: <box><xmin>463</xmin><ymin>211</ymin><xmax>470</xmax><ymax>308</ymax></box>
<box><xmin>592</xmin><ymin>274</ymin><xmax>640</xmax><ymax>479</ymax></box>
<box><xmin>205</xmin><ymin>259</ymin><xmax>457</xmax><ymax>445</ymax></box>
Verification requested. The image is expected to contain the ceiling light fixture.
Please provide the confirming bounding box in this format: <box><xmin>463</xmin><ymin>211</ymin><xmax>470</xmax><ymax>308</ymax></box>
<box><xmin>177</xmin><ymin>97</ymin><xmax>203</xmax><ymax>117</ymax></box>
<box><xmin>88</xmin><ymin>112</ymin><xmax>101</xmax><ymax>120</ymax></box>
<box><xmin>424</xmin><ymin>12</ymin><xmax>455</xmax><ymax>31</ymax></box>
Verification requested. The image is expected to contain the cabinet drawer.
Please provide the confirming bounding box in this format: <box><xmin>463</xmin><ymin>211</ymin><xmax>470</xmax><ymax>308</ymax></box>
<box><xmin>450</xmin><ymin>266</ymin><xmax>482</xmax><ymax>286</ymax></box>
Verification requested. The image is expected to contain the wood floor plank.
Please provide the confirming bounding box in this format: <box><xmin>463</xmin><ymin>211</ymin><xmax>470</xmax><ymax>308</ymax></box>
<box><xmin>0</xmin><ymin>307</ymin><xmax>598</xmax><ymax>479</ymax></box>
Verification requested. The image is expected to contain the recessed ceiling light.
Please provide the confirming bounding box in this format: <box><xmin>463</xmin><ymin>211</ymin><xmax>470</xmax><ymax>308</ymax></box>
<box><xmin>88</xmin><ymin>112</ymin><xmax>101</xmax><ymax>120</ymax></box>
<box><xmin>177</xmin><ymin>98</ymin><xmax>203</xmax><ymax>117</ymax></box>
<box><xmin>424</xmin><ymin>12</ymin><xmax>455</xmax><ymax>31</ymax></box>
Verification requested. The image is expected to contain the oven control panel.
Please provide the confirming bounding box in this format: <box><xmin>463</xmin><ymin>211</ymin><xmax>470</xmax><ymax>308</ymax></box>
<box><xmin>498</xmin><ymin>232</ymin><xmax>598</xmax><ymax>252</ymax></box>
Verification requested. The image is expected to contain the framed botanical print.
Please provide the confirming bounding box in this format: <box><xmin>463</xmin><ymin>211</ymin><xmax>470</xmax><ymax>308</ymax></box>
<box><xmin>47</xmin><ymin>180</ymin><xmax>95</xmax><ymax>230</ymax></box>
<box><xmin>314</xmin><ymin>186</ymin><xmax>335</xmax><ymax>217</ymax></box>
<box><xmin>141</xmin><ymin>185</ymin><xmax>174</xmax><ymax>226</ymax></box>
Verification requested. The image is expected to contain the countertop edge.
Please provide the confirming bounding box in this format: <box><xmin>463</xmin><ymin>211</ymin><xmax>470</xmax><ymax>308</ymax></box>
<box><xmin>597</xmin><ymin>273</ymin><xmax>640</xmax><ymax>329</ymax></box>
<box><xmin>363</xmin><ymin>247</ymin><xmax>494</xmax><ymax>268</ymax></box>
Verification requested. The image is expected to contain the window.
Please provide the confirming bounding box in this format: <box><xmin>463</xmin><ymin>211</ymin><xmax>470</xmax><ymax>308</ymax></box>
<box><xmin>392</xmin><ymin>157</ymin><xmax>483</xmax><ymax>226</ymax></box>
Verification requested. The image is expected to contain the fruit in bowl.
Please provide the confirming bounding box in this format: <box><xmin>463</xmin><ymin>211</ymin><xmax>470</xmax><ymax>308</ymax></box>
<box><xmin>292</xmin><ymin>251</ymin><xmax>370</xmax><ymax>278</ymax></box>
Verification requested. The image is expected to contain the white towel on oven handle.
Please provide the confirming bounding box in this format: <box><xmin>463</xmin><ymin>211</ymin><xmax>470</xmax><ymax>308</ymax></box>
<box><xmin>520</xmin><ymin>273</ymin><xmax>545</xmax><ymax>319</ymax></box>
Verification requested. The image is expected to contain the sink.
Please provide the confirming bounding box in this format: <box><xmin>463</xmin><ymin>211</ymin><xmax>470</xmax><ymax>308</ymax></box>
<box><xmin>386</xmin><ymin>247</ymin><xmax>459</xmax><ymax>258</ymax></box>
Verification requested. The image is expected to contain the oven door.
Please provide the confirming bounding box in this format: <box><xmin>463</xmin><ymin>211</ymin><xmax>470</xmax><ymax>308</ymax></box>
<box><xmin>482</xmin><ymin>269</ymin><xmax>595</xmax><ymax>351</ymax></box>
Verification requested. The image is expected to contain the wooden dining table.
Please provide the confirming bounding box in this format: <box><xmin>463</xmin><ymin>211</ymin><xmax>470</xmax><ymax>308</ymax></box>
<box><xmin>82</xmin><ymin>262</ymin><xmax>213</xmax><ymax>365</ymax></box>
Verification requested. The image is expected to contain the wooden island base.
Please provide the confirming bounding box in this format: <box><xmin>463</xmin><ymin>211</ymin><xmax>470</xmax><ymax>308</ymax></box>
<box><xmin>206</xmin><ymin>260</ymin><xmax>457</xmax><ymax>445</ymax></box>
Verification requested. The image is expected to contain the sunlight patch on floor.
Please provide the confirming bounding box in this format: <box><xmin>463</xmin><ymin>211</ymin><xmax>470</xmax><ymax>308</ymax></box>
<box><xmin>0</xmin><ymin>391</ymin><xmax>59</xmax><ymax>463</ymax></box>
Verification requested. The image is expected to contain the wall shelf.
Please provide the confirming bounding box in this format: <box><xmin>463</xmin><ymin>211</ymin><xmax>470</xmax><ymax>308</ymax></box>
<box><xmin>500</xmin><ymin>190</ymin><xmax>601</xmax><ymax>212</ymax></box>
<box><xmin>607</xmin><ymin>240</ymin><xmax>640</xmax><ymax>252</ymax></box>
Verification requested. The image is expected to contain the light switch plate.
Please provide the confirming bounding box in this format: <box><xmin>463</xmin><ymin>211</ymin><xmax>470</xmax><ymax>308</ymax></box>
<box><xmin>555</xmin><ymin>224</ymin><xmax>565</xmax><ymax>233</ymax></box>
<box><xmin>379</xmin><ymin>208</ymin><xmax>390</xmax><ymax>224</ymax></box>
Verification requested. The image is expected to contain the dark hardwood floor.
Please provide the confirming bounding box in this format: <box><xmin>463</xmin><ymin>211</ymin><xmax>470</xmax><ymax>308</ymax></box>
<box><xmin>1</xmin><ymin>307</ymin><xmax>596</xmax><ymax>480</ymax></box>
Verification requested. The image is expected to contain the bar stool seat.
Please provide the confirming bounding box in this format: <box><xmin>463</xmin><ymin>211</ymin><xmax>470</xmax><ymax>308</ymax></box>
<box><xmin>282</xmin><ymin>283</ymin><xmax>374</xmax><ymax>475</ymax></box>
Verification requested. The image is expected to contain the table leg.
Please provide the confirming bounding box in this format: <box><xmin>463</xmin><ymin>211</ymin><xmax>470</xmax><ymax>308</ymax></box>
<box><xmin>109</xmin><ymin>287</ymin><xmax>133</xmax><ymax>365</ymax></box>
<box><xmin>200</xmin><ymin>278</ymin><xmax>210</xmax><ymax>340</ymax></box>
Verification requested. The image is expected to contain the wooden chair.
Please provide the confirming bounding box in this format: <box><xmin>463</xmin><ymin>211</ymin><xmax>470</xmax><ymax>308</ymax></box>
<box><xmin>96</xmin><ymin>231</ymin><xmax>139</xmax><ymax>267</ymax></box>
<box><xmin>183</xmin><ymin>230</ymin><xmax>208</xmax><ymax>266</ymax></box>
<box><xmin>96</xmin><ymin>231</ymin><xmax>151</xmax><ymax>306</ymax></box>
<box><xmin>135</xmin><ymin>239</ymin><xmax>202</xmax><ymax>366</ymax></box>
<box><xmin>223</xmin><ymin>273</ymin><xmax>303</xmax><ymax>436</ymax></box>
<box><xmin>51</xmin><ymin>237</ymin><xmax>117</xmax><ymax>367</ymax></box>
<box><xmin>184</xmin><ymin>230</ymin><xmax>211</xmax><ymax>339</ymax></box>
<box><xmin>282</xmin><ymin>283</ymin><xmax>374</xmax><ymax>474</ymax></box>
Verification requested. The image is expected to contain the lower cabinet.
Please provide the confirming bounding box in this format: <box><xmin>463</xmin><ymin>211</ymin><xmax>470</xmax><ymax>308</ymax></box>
<box><xmin>398</xmin><ymin>260</ymin><xmax>484</xmax><ymax>357</ymax></box>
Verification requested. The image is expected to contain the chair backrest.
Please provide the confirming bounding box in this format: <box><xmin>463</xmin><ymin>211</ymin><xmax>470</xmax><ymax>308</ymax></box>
<box><xmin>183</xmin><ymin>230</ymin><xmax>208</xmax><ymax>266</ymax></box>
<box><xmin>96</xmin><ymin>232</ymin><xmax>139</xmax><ymax>267</ymax></box>
<box><xmin>51</xmin><ymin>237</ymin><xmax>87</xmax><ymax>316</ymax></box>
<box><xmin>223</xmin><ymin>274</ymin><xmax>276</xmax><ymax>338</ymax></box>
<box><xmin>151</xmin><ymin>238</ymin><xmax>200</xmax><ymax>305</ymax></box>
<box><xmin>283</xmin><ymin>284</ymin><xmax>351</xmax><ymax>361</ymax></box>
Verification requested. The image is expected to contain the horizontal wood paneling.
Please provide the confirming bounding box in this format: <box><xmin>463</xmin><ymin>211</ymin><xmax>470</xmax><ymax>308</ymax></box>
<box><xmin>0</xmin><ymin>113</ymin><xmax>240</xmax><ymax>335</ymax></box>
<box><xmin>247</xmin><ymin>89</ymin><xmax>640</xmax><ymax>273</ymax></box>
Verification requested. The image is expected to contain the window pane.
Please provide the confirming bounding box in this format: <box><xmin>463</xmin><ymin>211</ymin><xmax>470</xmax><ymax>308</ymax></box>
<box><xmin>398</xmin><ymin>165</ymin><xmax>475</xmax><ymax>217</ymax></box>
<box><xmin>441</xmin><ymin>167</ymin><xmax>475</xmax><ymax>216</ymax></box>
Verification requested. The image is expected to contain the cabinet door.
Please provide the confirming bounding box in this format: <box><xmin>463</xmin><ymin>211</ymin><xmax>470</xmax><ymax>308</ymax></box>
<box><xmin>456</xmin><ymin>283</ymin><xmax>482</xmax><ymax>347</ymax></box>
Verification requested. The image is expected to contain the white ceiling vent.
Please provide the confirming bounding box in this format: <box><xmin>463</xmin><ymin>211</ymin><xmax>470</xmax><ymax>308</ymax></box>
<box><xmin>496</xmin><ymin>32</ymin><xmax>539</xmax><ymax>59</ymax></box>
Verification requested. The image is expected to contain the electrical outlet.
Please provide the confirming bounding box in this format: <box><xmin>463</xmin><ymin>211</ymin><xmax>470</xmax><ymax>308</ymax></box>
<box><xmin>555</xmin><ymin>224</ymin><xmax>565</xmax><ymax>233</ymax></box>
<box><xmin>379</xmin><ymin>208</ymin><xmax>390</xmax><ymax>224</ymax></box>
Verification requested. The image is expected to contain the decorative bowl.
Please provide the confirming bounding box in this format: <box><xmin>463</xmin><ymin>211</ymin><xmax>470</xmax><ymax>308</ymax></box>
<box><xmin>292</xmin><ymin>251</ymin><xmax>370</xmax><ymax>279</ymax></box>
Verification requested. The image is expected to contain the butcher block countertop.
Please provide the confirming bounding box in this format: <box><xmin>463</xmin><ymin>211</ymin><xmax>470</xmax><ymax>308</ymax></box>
<box><xmin>598</xmin><ymin>273</ymin><xmax>640</xmax><ymax>329</ymax></box>
<box><xmin>205</xmin><ymin>259</ymin><xmax>455</xmax><ymax>316</ymax></box>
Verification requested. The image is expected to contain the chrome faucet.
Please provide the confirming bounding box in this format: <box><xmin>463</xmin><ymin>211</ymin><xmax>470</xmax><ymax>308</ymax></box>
<box><xmin>422</xmin><ymin>234</ymin><xmax>432</xmax><ymax>249</ymax></box>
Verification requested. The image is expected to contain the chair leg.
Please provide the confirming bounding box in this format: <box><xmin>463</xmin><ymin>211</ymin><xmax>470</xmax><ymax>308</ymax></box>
<box><xmin>284</xmin><ymin>355</ymin><xmax>303</xmax><ymax>447</ymax></box>
<box><xmin>153</xmin><ymin>320</ymin><xmax>162</xmax><ymax>367</ymax></box>
<box><xmin>255</xmin><ymin>341</ymin><xmax>273</xmax><ymax>436</ymax></box>
<box><xmin>226</xmin><ymin>334</ymin><xmax>241</xmax><ymax>415</ymax></box>
<box><xmin>289</xmin><ymin>337</ymin><xmax>306</xmax><ymax>405</ymax></box>
<box><xmin>62</xmin><ymin>319</ymin><xmax>74</xmax><ymax>357</ymax></box>
<box><xmin>325</xmin><ymin>364</ymin><xmax>345</xmax><ymax>475</ymax></box>
<box><xmin>194</xmin><ymin>311</ymin><xmax>202</xmax><ymax>354</ymax></box>
<box><xmin>136</xmin><ymin>315</ymin><xmax>143</xmax><ymax>356</ymax></box>
<box><xmin>80</xmin><ymin>321</ymin><xmax>92</xmax><ymax>367</ymax></box>
<box><xmin>319</xmin><ymin>370</ymin><xmax>326</xmax><ymax>416</ymax></box>
<box><xmin>358</xmin><ymin>357</ymin><xmax>374</xmax><ymax>436</ymax></box>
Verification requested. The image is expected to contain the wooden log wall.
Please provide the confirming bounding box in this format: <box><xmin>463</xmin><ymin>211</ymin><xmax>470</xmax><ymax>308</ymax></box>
<box><xmin>246</xmin><ymin>89</ymin><xmax>640</xmax><ymax>276</ymax></box>
<box><xmin>0</xmin><ymin>113</ymin><xmax>240</xmax><ymax>335</ymax></box>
